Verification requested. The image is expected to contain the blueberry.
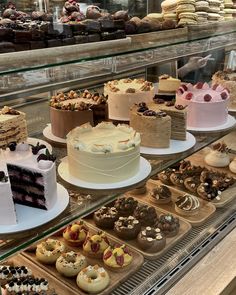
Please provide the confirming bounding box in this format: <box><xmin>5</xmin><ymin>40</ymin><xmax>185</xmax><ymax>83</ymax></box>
<box><xmin>8</xmin><ymin>142</ymin><xmax>17</xmax><ymax>151</ymax></box>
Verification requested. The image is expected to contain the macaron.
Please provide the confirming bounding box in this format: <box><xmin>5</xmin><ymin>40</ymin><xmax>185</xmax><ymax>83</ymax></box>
<box><xmin>196</xmin><ymin>11</ymin><xmax>209</xmax><ymax>21</ymax></box>
<box><xmin>161</xmin><ymin>0</ymin><xmax>178</xmax><ymax>13</ymax></box>
<box><xmin>208</xmin><ymin>12</ymin><xmax>221</xmax><ymax>20</ymax></box>
<box><xmin>163</xmin><ymin>12</ymin><xmax>178</xmax><ymax>20</ymax></box>
<box><xmin>176</xmin><ymin>0</ymin><xmax>196</xmax><ymax>14</ymax></box>
<box><xmin>195</xmin><ymin>1</ymin><xmax>210</xmax><ymax>11</ymax></box>
<box><xmin>224</xmin><ymin>0</ymin><xmax>234</xmax><ymax>8</ymax></box>
<box><xmin>146</xmin><ymin>13</ymin><xmax>164</xmax><ymax>22</ymax></box>
<box><xmin>178</xmin><ymin>12</ymin><xmax>198</xmax><ymax>24</ymax></box>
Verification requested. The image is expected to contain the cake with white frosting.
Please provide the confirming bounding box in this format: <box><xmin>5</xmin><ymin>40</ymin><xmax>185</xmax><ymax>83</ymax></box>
<box><xmin>104</xmin><ymin>78</ymin><xmax>154</xmax><ymax>121</ymax></box>
<box><xmin>0</xmin><ymin>142</ymin><xmax>57</xmax><ymax>225</ymax></box>
<box><xmin>0</xmin><ymin>106</ymin><xmax>28</xmax><ymax>149</ymax></box>
<box><xmin>67</xmin><ymin>122</ymin><xmax>141</xmax><ymax>183</ymax></box>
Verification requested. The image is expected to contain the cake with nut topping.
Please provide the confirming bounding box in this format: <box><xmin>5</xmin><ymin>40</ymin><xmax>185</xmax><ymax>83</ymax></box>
<box><xmin>104</xmin><ymin>78</ymin><xmax>154</xmax><ymax>121</ymax></box>
<box><xmin>50</xmin><ymin>89</ymin><xmax>108</xmax><ymax>139</ymax></box>
<box><xmin>67</xmin><ymin>122</ymin><xmax>141</xmax><ymax>183</ymax></box>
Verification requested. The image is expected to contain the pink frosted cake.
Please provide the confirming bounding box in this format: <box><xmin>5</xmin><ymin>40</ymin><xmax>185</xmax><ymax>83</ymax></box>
<box><xmin>175</xmin><ymin>82</ymin><xmax>229</xmax><ymax>128</ymax></box>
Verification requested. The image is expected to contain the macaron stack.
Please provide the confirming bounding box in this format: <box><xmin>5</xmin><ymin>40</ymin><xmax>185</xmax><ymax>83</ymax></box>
<box><xmin>195</xmin><ymin>0</ymin><xmax>210</xmax><ymax>22</ymax></box>
<box><xmin>208</xmin><ymin>0</ymin><xmax>221</xmax><ymax>21</ymax></box>
<box><xmin>176</xmin><ymin>0</ymin><xmax>197</xmax><ymax>25</ymax></box>
<box><xmin>161</xmin><ymin>0</ymin><xmax>178</xmax><ymax>22</ymax></box>
<box><xmin>219</xmin><ymin>0</ymin><xmax>225</xmax><ymax>20</ymax></box>
<box><xmin>224</xmin><ymin>0</ymin><xmax>236</xmax><ymax>19</ymax></box>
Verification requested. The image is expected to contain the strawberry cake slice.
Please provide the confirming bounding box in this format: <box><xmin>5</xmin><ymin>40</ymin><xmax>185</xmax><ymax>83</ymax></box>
<box><xmin>175</xmin><ymin>82</ymin><xmax>229</xmax><ymax>128</ymax></box>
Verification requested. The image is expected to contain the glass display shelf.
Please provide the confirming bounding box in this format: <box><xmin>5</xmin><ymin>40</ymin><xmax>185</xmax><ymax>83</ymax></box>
<box><xmin>0</xmin><ymin>96</ymin><xmax>235</xmax><ymax>263</ymax></box>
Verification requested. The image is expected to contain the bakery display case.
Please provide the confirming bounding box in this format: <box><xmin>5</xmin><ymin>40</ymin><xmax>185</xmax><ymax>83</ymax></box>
<box><xmin>0</xmin><ymin>1</ymin><xmax>236</xmax><ymax>295</ymax></box>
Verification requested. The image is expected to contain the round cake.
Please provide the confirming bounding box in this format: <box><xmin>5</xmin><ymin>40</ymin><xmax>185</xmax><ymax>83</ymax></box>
<box><xmin>175</xmin><ymin>82</ymin><xmax>229</xmax><ymax>128</ymax></box>
<box><xmin>67</xmin><ymin>122</ymin><xmax>141</xmax><ymax>183</ymax></box>
<box><xmin>212</xmin><ymin>70</ymin><xmax>236</xmax><ymax>109</ymax></box>
<box><xmin>50</xmin><ymin>90</ymin><xmax>108</xmax><ymax>139</ymax></box>
<box><xmin>104</xmin><ymin>78</ymin><xmax>154</xmax><ymax>121</ymax></box>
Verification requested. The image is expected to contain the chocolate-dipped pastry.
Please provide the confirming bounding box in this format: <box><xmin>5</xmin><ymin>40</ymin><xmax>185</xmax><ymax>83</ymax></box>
<box><xmin>125</xmin><ymin>21</ymin><xmax>137</xmax><ymax>34</ymax></box>
<box><xmin>94</xmin><ymin>206</ymin><xmax>119</xmax><ymax>229</ymax></box>
<box><xmin>137</xmin><ymin>226</ymin><xmax>166</xmax><ymax>252</ymax></box>
<box><xmin>184</xmin><ymin>176</ymin><xmax>201</xmax><ymax>193</ymax></box>
<box><xmin>150</xmin><ymin>185</ymin><xmax>172</xmax><ymax>204</ymax></box>
<box><xmin>130</xmin><ymin>17</ymin><xmax>142</xmax><ymax>26</ymax></box>
<box><xmin>86</xmin><ymin>5</ymin><xmax>102</xmax><ymax>19</ymax></box>
<box><xmin>170</xmin><ymin>171</ymin><xmax>185</xmax><ymax>189</ymax></box>
<box><xmin>82</xmin><ymin>19</ymin><xmax>101</xmax><ymax>33</ymax></box>
<box><xmin>31</xmin><ymin>11</ymin><xmax>48</xmax><ymax>21</ymax></box>
<box><xmin>99</xmin><ymin>17</ymin><xmax>115</xmax><ymax>31</ymax></box>
<box><xmin>197</xmin><ymin>180</ymin><xmax>221</xmax><ymax>201</ymax></box>
<box><xmin>137</xmin><ymin>20</ymin><xmax>152</xmax><ymax>33</ymax></box>
<box><xmin>63</xmin><ymin>0</ymin><xmax>80</xmax><ymax>14</ymax></box>
<box><xmin>114</xmin><ymin>197</ymin><xmax>138</xmax><ymax>216</ymax></box>
<box><xmin>114</xmin><ymin>19</ymin><xmax>125</xmax><ymax>29</ymax></box>
<box><xmin>161</xmin><ymin>19</ymin><xmax>176</xmax><ymax>30</ymax></box>
<box><xmin>155</xmin><ymin>214</ymin><xmax>180</xmax><ymax>237</ymax></box>
<box><xmin>133</xmin><ymin>204</ymin><xmax>158</xmax><ymax>226</ymax></box>
<box><xmin>175</xmin><ymin>194</ymin><xmax>200</xmax><ymax>216</ymax></box>
<box><xmin>113</xmin><ymin>10</ymin><xmax>129</xmax><ymax>21</ymax></box>
<box><xmin>114</xmin><ymin>216</ymin><xmax>141</xmax><ymax>240</ymax></box>
<box><xmin>158</xmin><ymin>168</ymin><xmax>175</xmax><ymax>185</ymax></box>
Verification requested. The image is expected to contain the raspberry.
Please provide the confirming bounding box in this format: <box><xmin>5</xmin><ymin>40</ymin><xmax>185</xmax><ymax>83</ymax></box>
<box><xmin>212</xmin><ymin>84</ymin><xmax>219</xmax><ymax>90</ymax></box>
<box><xmin>185</xmin><ymin>92</ymin><xmax>193</xmax><ymax>100</ymax></box>
<box><xmin>180</xmin><ymin>84</ymin><xmax>188</xmax><ymax>91</ymax></box>
<box><xmin>195</xmin><ymin>82</ymin><xmax>204</xmax><ymax>89</ymax></box>
<box><xmin>221</xmin><ymin>92</ymin><xmax>228</xmax><ymax>100</ymax></box>
<box><xmin>204</xmin><ymin>94</ymin><xmax>212</xmax><ymax>102</ymax></box>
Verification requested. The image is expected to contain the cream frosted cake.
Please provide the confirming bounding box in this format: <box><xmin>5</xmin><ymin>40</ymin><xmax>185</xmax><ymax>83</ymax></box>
<box><xmin>176</xmin><ymin>82</ymin><xmax>229</xmax><ymax>128</ymax></box>
<box><xmin>130</xmin><ymin>100</ymin><xmax>187</xmax><ymax>148</ymax></box>
<box><xmin>67</xmin><ymin>122</ymin><xmax>141</xmax><ymax>183</ymax></box>
<box><xmin>0</xmin><ymin>106</ymin><xmax>28</xmax><ymax>149</ymax></box>
<box><xmin>158</xmin><ymin>74</ymin><xmax>181</xmax><ymax>94</ymax></box>
<box><xmin>212</xmin><ymin>70</ymin><xmax>236</xmax><ymax>108</ymax></box>
<box><xmin>0</xmin><ymin>142</ymin><xmax>57</xmax><ymax>225</ymax></box>
<box><xmin>50</xmin><ymin>90</ymin><xmax>108</xmax><ymax>139</ymax></box>
<box><xmin>104</xmin><ymin>78</ymin><xmax>154</xmax><ymax>121</ymax></box>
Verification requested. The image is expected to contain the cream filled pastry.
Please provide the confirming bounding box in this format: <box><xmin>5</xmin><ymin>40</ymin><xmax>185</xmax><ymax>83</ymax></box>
<box><xmin>229</xmin><ymin>157</ymin><xmax>236</xmax><ymax>173</ymax></box>
<box><xmin>175</xmin><ymin>194</ymin><xmax>200</xmax><ymax>216</ymax></box>
<box><xmin>205</xmin><ymin>142</ymin><xmax>230</xmax><ymax>168</ymax></box>
<box><xmin>67</xmin><ymin>122</ymin><xmax>141</xmax><ymax>183</ymax></box>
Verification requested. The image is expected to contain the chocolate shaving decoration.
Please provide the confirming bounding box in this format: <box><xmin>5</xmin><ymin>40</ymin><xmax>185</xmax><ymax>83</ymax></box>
<box><xmin>0</xmin><ymin>171</ymin><xmax>8</xmax><ymax>182</ymax></box>
<box><xmin>143</xmin><ymin>110</ymin><xmax>156</xmax><ymax>116</ymax></box>
<box><xmin>165</xmin><ymin>101</ymin><xmax>175</xmax><ymax>107</ymax></box>
<box><xmin>212</xmin><ymin>142</ymin><xmax>228</xmax><ymax>153</ymax></box>
<box><xmin>175</xmin><ymin>104</ymin><xmax>186</xmax><ymax>110</ymax></box>
<box><xmin>1</xmin><ymin>106</ymin><xmax>20</xmax><ymax>115</ymax></box>
<box><xmin>126</xmin><ymin>88</ymin><xmax>136</xmax><ymax>93</ymax></box>
<box><xmin>156</xmin><ymin>111</ymin><xmax>167</xmax><ymax>117</ymax></box>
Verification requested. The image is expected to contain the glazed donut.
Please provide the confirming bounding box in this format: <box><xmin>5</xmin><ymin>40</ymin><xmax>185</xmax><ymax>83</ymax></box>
<box><xmin>77</xmin><ymin>265</ymin><xmax>110</xmax><ymax>294</ymax></box>
<box><xmin>56</xmin><ymin>251</ymin><xmax>87</xmax><ymax>277</ymax></box>
<box><xmin>36</xmin><ymin>238</ymin><xmax>66</xmax><ymax>264</ymax></box>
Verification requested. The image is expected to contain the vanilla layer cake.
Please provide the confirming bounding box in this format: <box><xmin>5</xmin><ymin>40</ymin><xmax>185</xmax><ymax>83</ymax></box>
<box><xmin>0</xmin><ymin>142</ymin><xmax>57</xmax><ymax>224</ymax></box>
<box><xmin>104</xmin><ymin>78</ymin><xmax>154</xmax><ymax>121</ymax></box>
<box><xmin>67</xmin><ymin>122</ymin><xmax>141</xmax><ymax>183</ymax></box>
<box><xmin>0</xmin><ymin>106</ymin><xmax>27</xmax><ymax>149</ymax></box>
<box><xmin>130</xmin><ymin>104</ymin><xmax>171</xmax><ymax>148</ymax></box>
<box><xmin>158</xmin><ymin>75</ymin><xmax>181</xmax><ymax>94</ymax></box>
<box><xmin>50</xmin><ymin>90</ymin><xmax>108</xmax><ymax>138</ymax></box>
<box><xmin>153</xmin><ymin>100</ymin><xmax>187</xmax><ymax>141</ymax></box>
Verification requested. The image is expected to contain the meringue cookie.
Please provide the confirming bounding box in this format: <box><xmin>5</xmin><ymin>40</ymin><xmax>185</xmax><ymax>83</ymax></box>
<box><xmin>38</xmin><ymin>160</ymin><xmax>53</xmax><ymax>170</ymax></box>
<box><xmin>229</xmin><ymin>158</ymin><xmax>236</xmax><ymax>173</ymax></box>
<box><xmin>204</xmin><ymin>150</ymin><xmax>230</xmax><ymax>167</ymax></box>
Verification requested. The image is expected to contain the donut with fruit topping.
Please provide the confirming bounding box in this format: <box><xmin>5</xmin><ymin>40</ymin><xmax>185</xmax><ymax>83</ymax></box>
<box><xmin>93</xmin><ymin>206</ymin><xmax>119</xmax><ymax>229</ymax></box>
<box><xmin>137</xmin><ymin>226</ymin><xmax>166</xmax><ymax>252</ymax></box>
<box><xmin>103</xmin><ymin>244</ymin><xmax>133</xmax><ymax>269</ymax></box>
<box><xmin>36</xmin><ymin>238</ymin><xmax>66</xmax><ymax>264</ymax></box>
<box><xmin>114</xmin><ymin>197</ymin><xmax>138</xmax><ymax>217</ymax></box>
<box><xmin>76</xmin><ymin>265</ymin><xmax>110</xmax><ymax>294</ymax></box>
<box><xmin>175</xmin><ymin>194</ymin><xmax>200</xmax><ymax>216</ymax></box>
<box><xmin>150</xmin><ymin>185</ymin><xmax>172</xmax><ymax>204</ymax></box>
<box><xmin>56</xmin><ymin>251</ymin><xmax>87</xmax><ymax>277</ymax></box>
<box><xmin>155</xmin><ymin>214</ymin><xmax>180</xmax><ymax>237</ymax></box>
<box><xmin>114</xmin><ymin>216</ymin><xmax>141</xmax><ymax>240</ymax></box>
<box><xmin>133</xmin><ymin>204</ymin><xmax>158</xmax><ymax>226</ymax></box>
<box><xmin>83</xmin><ymin>231</ymin><xmax>110</xmax><ymax>258</ymax></box>
<box><xmin>63</xmin><ymin>220</ymin><xmax>89</xmax><ymax>247</ymax></box>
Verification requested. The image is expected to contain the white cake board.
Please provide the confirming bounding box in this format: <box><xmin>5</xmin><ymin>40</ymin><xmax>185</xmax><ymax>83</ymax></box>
<box><xmin>140</xmin><ymin>132</ymin><xmax>196</xmax><ymax>156</ymax></box>
<box><xmin>43</xmin><ymin>124</ymin><xmax>66</xmax><ymax>144</ymax></box>
<box><xmin>58</xmin><ymin>157</ymin><xmax>151</xmax><ymax>190</ymax></box>
<box><xmin>228</xmin><ymin>107</ymin><xmax>236</xmax><ymax>113</ymax></box>
<box><xmin>0</xmin><ymin>184</ymin><xmax>69</xmax><ymax>234</ymax></box>
<box><xmin>27</xmin><ymin>137</ymin><xmax>52</xmax><ymax>152</ymax></box>
<box><xmin>187</xmin><ymin>115</ymin><xmax>236</xmax><ymax>132</ymax></box>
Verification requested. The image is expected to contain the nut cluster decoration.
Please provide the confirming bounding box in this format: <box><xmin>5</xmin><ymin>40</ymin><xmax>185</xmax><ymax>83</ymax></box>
<box><xmin>50</xmin><ymin>89</ymin><xmax>107</xmax><ymax>111</ymax></box>
<box><xmin>0</xmin><ymin>106</ymin><xmax>20</xmax><ymax>115</ymax></box>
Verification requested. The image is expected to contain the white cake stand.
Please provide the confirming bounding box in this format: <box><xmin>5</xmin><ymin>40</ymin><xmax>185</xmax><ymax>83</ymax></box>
<box><xmin>187</xmin><ymin>114</ymin><xmax>236</xmax><ymax>132</ymax></box>
<box><xmin>58</xmin><ymin>156</ymin><xmax>151</xmax><ymax>190</ymax></box>
<box><xmin>0</xmin><ymin>183</ymin><xmax>69</xmax><ymax>235</ymax></box>
<box><xmin>140</xmin><ymin>132</ymin><xmax>196</xmax><ymax>156</ymax></box>
<box><xmin>43</xmin><ymin>124</ymin><xmax>66</xmax><ymax>144</ymax></box>
<box><xmin>27</xmin><ymin>137</ymin><xmax>52</xmax><ymax>152</ymax></box>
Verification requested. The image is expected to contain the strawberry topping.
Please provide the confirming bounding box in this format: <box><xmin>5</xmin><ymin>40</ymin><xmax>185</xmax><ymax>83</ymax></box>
<box><xmin>212</xmin><ymin>84</ymin><xmax>219</xmax><ymax>90</ymax></box>
<box><xmin>185</xmin><ymin>92</ymin><xmax>193</xmax><ymax>100</ymax></box>
<box><xmin>103</xmin><ymin>250</ymin><xmax>113</xmax><ymax>260</ymax></box>
<box><xmin>69</xmin><ymin>231</ymin><xmax>78</xmax><ymax>240</ymax></box>
<box><xmin>91</xmin><ymin>243</ymin><xmax>100</xmax><ymax>253</ymax></box>
<box><xmin>116</xmin><ymin>255</ymin><xmax>124</xmax><ymax>266</ymax></box>
<box><xmin>221</xmin><ymin>92</ymin><xmax>228</xmax><ymax>100</ymax></box>
<box><xmin>204</xmin><ymin>94</ymin><xmax>212</xmax><ymax>102</ymax></box>
<box><xmin>195</xmin><ymin>82</ymin><xmax>204</xmax><ymax>89</ymax></box>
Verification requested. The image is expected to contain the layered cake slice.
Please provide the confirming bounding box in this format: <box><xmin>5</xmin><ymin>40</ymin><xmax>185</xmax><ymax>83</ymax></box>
<box><xmin>50</xmin><ymin>89</ymin><xmax>108</xmax><ymax>139</ymax></box>
<box><xmin>104</xmin><ymin>78</ymin><xmax>154</xmax><ymax>120</ymax></box>
<box><xmin>0</xmin><ymin>106</ymin><xmax>27</xmax><ymax>149</ymax></box>
<box><xmin>0</xmin><ymin>142</ymin><xmax>57</xmax><ymax>225</ymax></box>
<box><xmin>67</xmin><ymin>122</ymin><xmax>141</xmax><ymax>183</ymax></box>
<box><xmin>158</xmin><ymin>74</ymin><xmax>181</xmax><ymax>94</ymax></box>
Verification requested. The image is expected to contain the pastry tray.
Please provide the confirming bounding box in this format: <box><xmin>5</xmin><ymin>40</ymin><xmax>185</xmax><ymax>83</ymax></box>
<box><xmin>85</xmin><ymin>200</ymin><xmax>191</xmax><ymax>260</ymax></box>
<box><xmin>23</xmin><ymin>222</ymin><xmax>144</xmax><ymax>295</ymax></box>
<box><xmin>131</xmin><ymin>180</ymin><xmax>216</xmax><ymax>227</ymax></box>
<box><xmin>151</xmin><ymin>149</ymin><xmax>236</xmax><ymax>208</ymax></box>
